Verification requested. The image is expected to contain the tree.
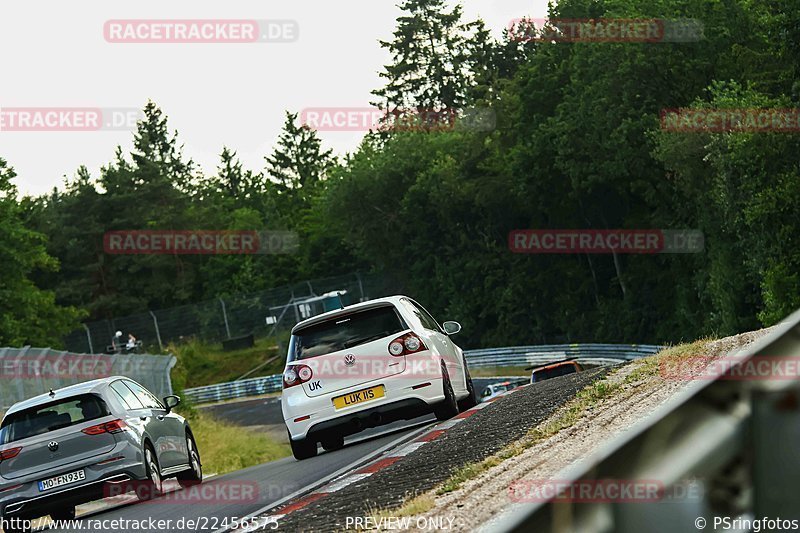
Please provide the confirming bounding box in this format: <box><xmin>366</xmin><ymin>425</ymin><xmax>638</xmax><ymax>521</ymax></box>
<box><xmin>264</xmin><ymin>111</ymin><xmax>335</xmax><ymax>217</ymax></box>
<box><xmin>0</xmin><ymin>159</ymin><xmax>83</xmax><ymax>346</ymax></box>
<box><xmin>371</xmin><ymin>0</ymin><xmax>486</xmax><ymax>111</ymax></box>
<box><xmin>94</xmin><ymin>102</ymin><xmax>199</xmax><ymax>315</ymax></box>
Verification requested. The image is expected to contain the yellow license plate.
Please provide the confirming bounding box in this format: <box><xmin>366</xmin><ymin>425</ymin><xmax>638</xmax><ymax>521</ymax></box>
<box><xmin>333</xmin><ymin>386</ymin><xmax>385</xmax><ymax>409</ymax></box>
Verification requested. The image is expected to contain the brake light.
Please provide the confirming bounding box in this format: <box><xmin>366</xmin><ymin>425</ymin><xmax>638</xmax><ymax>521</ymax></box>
<box><xmin>0</xmin><ymin>447</ymin><xmax>21</xmax><ymax>461</ymax></box>
<box><xmin>388</xmin><ymin>333</ymin><xmax>427</xmax><ymax>357</ymax></box>
<box><xmin>283</xmin><ymin>364</ymin><xmax>313</xmax><ymax>389</ymax></box>
<box><xmin>82</xmin><ymin>419</ymin><xmax>127</xmax><ymax>435</ymax></box>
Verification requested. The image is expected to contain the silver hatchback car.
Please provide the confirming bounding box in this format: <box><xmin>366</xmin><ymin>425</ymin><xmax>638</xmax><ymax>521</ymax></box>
<box><xmin>0</xmin><ymin>377</ymin><xmax>202</xmax><ymax>531</ymax></box>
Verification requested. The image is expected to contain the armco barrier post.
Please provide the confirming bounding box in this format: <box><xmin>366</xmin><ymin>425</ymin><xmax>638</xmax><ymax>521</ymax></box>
<box><xmin>83</xmin><ymin>324</ymin><xmax>94</xmax><ymax>354</ymax></box>
<box><xmin>220</xmin><ymin>298</ymin><xmax>231</xmax><ymax>339</ymax></box>
<box><xmin>149</xmin><ymin>311</ymin><xmax>164</xmax><ymax>351</ymax></box>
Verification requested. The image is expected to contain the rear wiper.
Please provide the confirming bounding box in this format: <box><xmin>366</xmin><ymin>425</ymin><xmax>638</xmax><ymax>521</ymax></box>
<box><xmin>344</xmin><ymin>333</ymin><xmax>388</xmax><ymax>348</ymax></box>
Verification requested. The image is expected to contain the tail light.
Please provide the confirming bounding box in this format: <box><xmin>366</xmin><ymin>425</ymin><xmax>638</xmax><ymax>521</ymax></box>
<box><xmin>0</xmin><ymin>447</ymin><xmax>22</xmax><ymax>461</ymax></box>
<box><xmin>82</xmin><ymin>419</ymin><xmax>127</xmax><ymax>435</ymax></box>
<box><xmin>283</xmin><ymin>364</ymin><xmax>313</xmax><ymax>389</ymax></box>
<box><xmin>388</xmin><ymin>333</ymin><xmax>427</xmax><ymax>357</ymax></box>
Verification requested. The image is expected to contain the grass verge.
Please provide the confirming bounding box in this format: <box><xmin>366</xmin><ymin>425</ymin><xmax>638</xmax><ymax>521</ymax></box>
<box><xmin>368</xmin><ymin>494</ymin><xmax>436</xmax><ymax>526</ymax></box>
<box><xmin>183</xmin><ymin>410</ymin><xmax>290</xmax><ymax>475</ymax></box>
<box><xmin>170</xmin><ymin>336</ymin><xmax>285</xmax><ymax>389</ymax></box>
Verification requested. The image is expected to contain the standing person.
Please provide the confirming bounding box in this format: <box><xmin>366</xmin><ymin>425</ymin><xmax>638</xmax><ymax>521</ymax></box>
<box><xmin>111</xmin><ymin>331</ymin><xmax>123</xmax><ymax>354</ymax></box>
<box><xmin>126</xmin><ymin>333</ymin><xmax>138</xmax><ymax>353</ymax></box>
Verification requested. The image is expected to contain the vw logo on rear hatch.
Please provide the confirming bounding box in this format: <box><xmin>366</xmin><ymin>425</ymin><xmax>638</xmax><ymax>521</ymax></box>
<box><xmin>344</xmin><ymin>354</ymin><xmax>356</xmax><ymax>367</ymax></box>
<box><xmin>48</xmin><ymin>441</ymin><xmax>59</xmax><ymax>452</ymax></box>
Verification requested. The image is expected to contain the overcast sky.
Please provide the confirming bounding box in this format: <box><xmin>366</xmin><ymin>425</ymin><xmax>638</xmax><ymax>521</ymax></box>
<box><xmin>1</xmin><ymin>0</ymin><xmax>549</xmax><ymax>197</ymax></box>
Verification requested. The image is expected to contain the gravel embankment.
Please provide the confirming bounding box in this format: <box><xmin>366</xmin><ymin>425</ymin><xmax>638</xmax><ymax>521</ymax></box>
<box><xmin>273</xmin><ymin>368</ymin><xmax>609</xmax><ymax>532</ymax></box>
<box><xmin>417</xmin><ymin>329</ymin><xmax>772</xmax><ymax>531</ymax></box>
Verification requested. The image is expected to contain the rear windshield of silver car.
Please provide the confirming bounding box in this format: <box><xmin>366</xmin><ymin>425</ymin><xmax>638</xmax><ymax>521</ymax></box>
<box><xmin>288</xmin><ymin>305</ymin><xmax>408</xmax><ymax>361</ymax></box>
<box><xmin>0</xmin><ymin>394</ymin><xmax>110</xmax><ymax>444</ymax></box>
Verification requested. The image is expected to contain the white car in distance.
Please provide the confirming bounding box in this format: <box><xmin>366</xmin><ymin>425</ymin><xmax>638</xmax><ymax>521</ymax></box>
<box><xmin>281</xmin><ymin>296</ymin><xmax>476</xmax><ymax>460</ymax></box>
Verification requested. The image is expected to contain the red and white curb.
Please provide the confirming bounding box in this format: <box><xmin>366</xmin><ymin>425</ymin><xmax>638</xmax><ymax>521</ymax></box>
<box><xmin>264</xmin><ymin>387</ymin><xmax>527</xmax><ymax>524</ymax></box>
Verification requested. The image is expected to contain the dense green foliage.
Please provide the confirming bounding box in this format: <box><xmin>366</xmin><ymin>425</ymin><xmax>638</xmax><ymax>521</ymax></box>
<box><xmin>0</xmin><ymin>159</ymin><xmax>83</xmax><ymax>346</ymax></box>
<box><xmin>5</xmin><ymin>0</ymin><xmax>800</xmax><ymax>349</ymax></box>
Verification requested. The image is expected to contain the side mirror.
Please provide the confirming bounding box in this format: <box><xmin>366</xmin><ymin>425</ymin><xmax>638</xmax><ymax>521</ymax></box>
<box><xmin>163</xmin><ymin>395</ymin><xmax>181</xmax><ymax>413</ymax></box>
<box><xmin>443</xmin><ymin>321</ymin><xmax>462</xmax><ymax>335</ymax></box>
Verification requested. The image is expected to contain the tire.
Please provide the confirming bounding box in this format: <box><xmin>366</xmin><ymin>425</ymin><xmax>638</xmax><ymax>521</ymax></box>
<box><xmin>433</xmin><ymin>364</ymin><xmax>459</xmax><ymax>421</ymax></box>
<box><xmin>137</xmin><ymin>444</ymin><xmax>164</xmax><ymax>501</ymax></box>
<box><xmin>457</xmin><ymin>364</ymin><xmax>477</xmax><ymax>411</ymax></box>
<box><xmin>49</xmin><ymin>506</ymin><xmax>76</xmax><ymax>521</ymax></box>
<box><xmin>177</xmin><ymin>433</ymin><xmax>203</xmax><ymax>488</ymax></box>
<box><xmin>289</xmin><ymin>431</ymin><xmax>318</xmax><ymax>461</ymax></box>
<box><xmin>321</xmin><ymin>435</ymin><xmax>345</xmax><ymax>452</ymax></box>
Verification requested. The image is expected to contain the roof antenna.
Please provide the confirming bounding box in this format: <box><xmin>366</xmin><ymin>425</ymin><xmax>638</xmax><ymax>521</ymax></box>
<box><xmin>49</xmin><ymin>388</ymin><xmax>55</xmax><ymax>398</ymax></box>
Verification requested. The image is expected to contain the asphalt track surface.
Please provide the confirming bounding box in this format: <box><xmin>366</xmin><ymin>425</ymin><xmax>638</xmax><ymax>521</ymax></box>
<box><xmin>199</xmin><ymin>378</ymin><xmax>527</xmax><ymax>428</ymax></box>
<box><xmin>43</xmin><ymin>419</ymin><xmax>433</xmax><ymax>533</ymax></box>
<box><xmin>271</xmin><ymin>368</ymin><xmax>610</xmax><ymax>532</ymax></box>
<box><xmin>39</xmin><ymin>377</ymin><xmax>521</xmax><ymax>533</ymax></box>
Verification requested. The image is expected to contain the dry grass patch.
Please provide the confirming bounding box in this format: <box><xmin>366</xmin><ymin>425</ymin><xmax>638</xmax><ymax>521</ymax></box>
<box><xmin>363</xmin><ymin>493</ymin><xmax>436</xmax><ymax>530</ymax></box>
<box><xmin>436</xmin><ymin>339</ymin><xmax>714</xmax><ymax>495</ymax></box>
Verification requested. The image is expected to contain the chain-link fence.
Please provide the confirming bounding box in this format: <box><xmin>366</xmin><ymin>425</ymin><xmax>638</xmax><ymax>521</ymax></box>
<box><xmin>63</xmin><ymin>273</ymin><xmax>398</xmax><ymax>354</ymax></box>
<box><xmin>0</xmin><ymin>347</ymin><xmax>176</xmax><ymax>409</ymax></box>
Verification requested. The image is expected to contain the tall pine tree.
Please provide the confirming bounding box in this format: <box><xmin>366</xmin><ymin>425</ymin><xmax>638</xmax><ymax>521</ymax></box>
<box><xmin>371</xmin><ymin>0</ymin><xmax>489</xmax><ymax>111</ymax></box>
<box><xmin>264</xmin><ymin>111</ymin><xmax>334</xmax><ymax>217</ymax></box>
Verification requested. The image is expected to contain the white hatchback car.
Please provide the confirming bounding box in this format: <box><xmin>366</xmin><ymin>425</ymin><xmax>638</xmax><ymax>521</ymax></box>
<box><xmin>281</xmin><ymin>296</ymin><xmax>476</xmax><ymax>460</ymax></box>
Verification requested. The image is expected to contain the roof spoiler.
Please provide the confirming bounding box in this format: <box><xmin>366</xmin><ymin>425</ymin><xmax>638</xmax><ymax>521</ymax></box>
<box><xmin>290</xmin><ymin>301</ymin><xmax>395</xmax><ymax>334</ymax></box>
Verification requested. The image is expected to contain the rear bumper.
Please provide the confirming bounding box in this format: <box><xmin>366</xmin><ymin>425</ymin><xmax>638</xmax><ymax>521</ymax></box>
<box><xmin>284</xmin><ymin>377</ymin><xmax>446</xmax><ymax>441</ymax></box>
<box><xmin>305</xmin><ymin>398</ymin><xmax>432</xmax><ymax>442</ymax></box>
<box><xmin>0</xmin><ymin>442</ymin><xmax>146</xmax><ymax>518</ymax></box>
<box><xmin>1</xmin><ymin>473</ymin><xmax>135</xmax><ymax>517</ymax></box>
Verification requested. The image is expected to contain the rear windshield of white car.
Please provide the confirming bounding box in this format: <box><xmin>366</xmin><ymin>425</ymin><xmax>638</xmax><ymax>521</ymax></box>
<box><xmin>288</xmin><ymin>305</ymin><xmax>408</xmax><ymax>361</ymax></box>
<box><xmin>0</xmin><ymin>394</ymin><xmax>111</xmax><ymax>444</ymax></box>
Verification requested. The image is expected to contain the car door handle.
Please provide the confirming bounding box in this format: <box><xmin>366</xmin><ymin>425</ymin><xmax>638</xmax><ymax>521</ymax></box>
<box><xmin>157</xmin><ymin>415</ymin><xmax>165</xmax><ymax>421</ymax></box>
<box><xmin>140</xmin><ymin>416</ymin><xmax>148</xmax><ymax>421</ymax></box>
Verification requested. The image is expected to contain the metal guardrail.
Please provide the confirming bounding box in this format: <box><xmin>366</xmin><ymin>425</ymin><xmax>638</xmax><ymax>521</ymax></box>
<box><xmin>493</xmin><ymin>313</ymin><xmax>800</xmax><ymax>533</ymax></box>
<box><xmin>0</xmin><ymin>347</ymin><xmax>176</xmax><ymax>409</ymax></box>
<box><xmin>465</xmin><ymin>344</ymin><xmax>662</xmax><ymax>368</ymax></box>
<box><xmin>183</xmin><ymin>374</ymin><xmax>283</xmax><ymax>404</ymax></box>
<box><xmin>182</xmin><ymin>344</ymin><xmax>661</xmax><ymax>404</ymax></box>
